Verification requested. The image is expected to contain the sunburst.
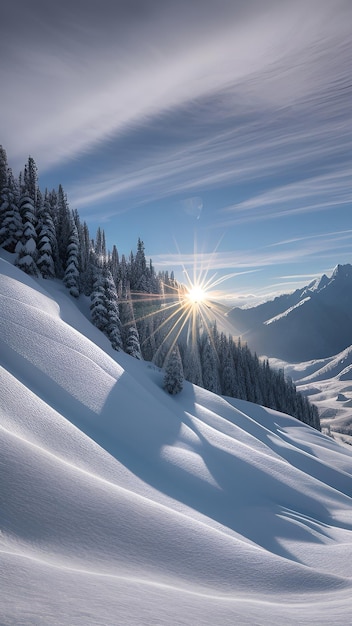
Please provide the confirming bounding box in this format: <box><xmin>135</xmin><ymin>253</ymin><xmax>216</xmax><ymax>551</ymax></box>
<box><xmin>186</xmin><ymin>284</ymin><xmax>206</xmax><ymax>304</ymax></box>
<box><xmin>127</xmin><ymin>240</ymin><xmax>240</xmax><ymax>366</ymax></box>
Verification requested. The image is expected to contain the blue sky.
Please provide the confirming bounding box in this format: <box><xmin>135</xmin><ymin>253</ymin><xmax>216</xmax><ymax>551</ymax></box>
<box><xmin>1</xmin><ymin>0</ymin><xmax>351</xmax><ymax>305</ymax></box>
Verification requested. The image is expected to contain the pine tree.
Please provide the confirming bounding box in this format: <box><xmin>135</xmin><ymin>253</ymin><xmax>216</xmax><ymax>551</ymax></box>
<box><xmin>120</xmin><ymin>254</ymin><xmax>128</xmax><ymax>294</ymax></box>
<box><xmin>110</xmin><ymin>244</ymin><xmax>120</xmax><ymax>286</ymax></box>
<box><xmin>104</xmin><ymin>268</ymin><xmax>123</xmax><ymax>350</ymax></box>
<box><xmin>94</xmin><ymin>227</ymin><xmax>103</xmax><ymax>259</ymax></box>
<box><xmin>125</xmin><ymin>326</ymin><xmax>142</xmax><ymax>359</ymax></box>
<box><xmin>0</xmin><ymin>146</ymin><xmax>8</xmax><ymax>193</ymax></box>
<box><xmin>90</xmin><ymin>265</ymin><xmax>122</xmax><ymax>350</ymax></box>
<box><xmin>131</xmin><ymin>238</ymin><xmax>148</xmax><ymax>291</ymax></box>
<box><xmin>0</xmin><ymin>171</ymin><xmax>22</xmax><ymax>252</ymax></box>
<box><xmin>77</xmin><ymin>220</ymin><xmax>93</xmax><ymax>295</ymax></box>
<box><xmin>90</xmin><ymin>267</ymin><xmax>108</xmax><ymax>332</ymax></box>
<box><xmin>55</xmin><ymin>185</ymin><xmax>71</xmax><ymax>276</ymax></box>
<box><xmin>163</xmin><ymin>345</ymin><xmax>184</xmax><ymax>395</ymax></box>
<box><xmin>220</xmin><ymin>347</ymin><xmax>236</xmax><ymax>396</ymax></box>
<box><xmin>36</xmin><ymin>191</ymin><xmax>56</xmax><ymax>278</ymax></box>
<box><xmin>182</xmin><ymin>342</ymin><xmax>203</xmax><ymax>386</ymax></box>
<box><xmin>63</xmin><ymin>219</ymin><xmax>80</xmax><ymax>297</ymax></box>
<box><xmin>15</xmin><ymin>192</ymin><xmax>39</xmax><ymax>276</ymax></box>
<box><xmin>23</xmin><ymin>156</ymin><xmax>38</xmax><ymax>205</ymax></box>
<box><xmin>200</xmin><ymin>336</ymin><xmax>221</xmax><ymax>394</ymax></box>
<box><xmin>137</xmin><ymin>317</ymin><xmax>156</xmax><ymax>362</ymax></box>
<box><xmin>119</xmin><ymin>282</ymin><xmax>135</xmax><ymax>344</ymax></box>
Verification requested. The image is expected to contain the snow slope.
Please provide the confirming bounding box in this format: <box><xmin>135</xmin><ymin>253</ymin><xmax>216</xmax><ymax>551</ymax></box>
<box><xmin>272</xmin><ymin>346</ymin><xmax>352</xmax><ymax>445</ymax></box>
<box><xmin>264</xmin><ymin>296</ymin><xmax>311</xmax><ymax>325</ymax></box>
<box><xmin>1</xmin><ymin>251</ymin><xmax>352</xmax><ymax>625</ymax></box>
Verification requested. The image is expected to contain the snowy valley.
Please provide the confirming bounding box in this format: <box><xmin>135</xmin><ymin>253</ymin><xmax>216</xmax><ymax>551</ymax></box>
<box><xmin>273</xmin><ymin>346</ymin><xmax>352</xmax><ymax>447</ymax></box>
<box><xmin>228</xmin><ymin>265</ymin><xmax>352</xmax><ymax>445</ymax></box>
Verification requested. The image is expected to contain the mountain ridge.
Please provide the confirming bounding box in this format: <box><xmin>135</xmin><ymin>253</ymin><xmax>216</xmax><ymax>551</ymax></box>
<box><xmin>228</xmin><ymin>263</ymin><xmax>352</xmax><ymax>361</ymax></box>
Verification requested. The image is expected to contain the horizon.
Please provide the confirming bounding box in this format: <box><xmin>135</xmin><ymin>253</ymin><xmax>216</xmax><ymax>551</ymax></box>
<box><xmin>1</xmin><ymin>0</ymin><xmax>351</xmax><ymax>306</ymax></box>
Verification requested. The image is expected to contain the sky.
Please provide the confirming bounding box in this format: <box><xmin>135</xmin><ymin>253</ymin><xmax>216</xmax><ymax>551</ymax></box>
<box><xmin>1</xmin><ymin>0</ymin><xmax>351</xmax><ymax>305</ymax></box>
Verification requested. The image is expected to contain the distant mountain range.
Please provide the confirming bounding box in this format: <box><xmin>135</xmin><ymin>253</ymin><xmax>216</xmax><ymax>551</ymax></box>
<box><xmin>228</xmin><ymin>263</ymin><xmax>352</xmax><ymax>362</ymax></box>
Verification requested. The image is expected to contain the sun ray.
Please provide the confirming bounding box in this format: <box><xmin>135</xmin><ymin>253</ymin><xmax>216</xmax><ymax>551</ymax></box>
<box><xmin>126</xmin><ymin>237</ymin><xmax>240</xmax><ymax>368</ymax></box>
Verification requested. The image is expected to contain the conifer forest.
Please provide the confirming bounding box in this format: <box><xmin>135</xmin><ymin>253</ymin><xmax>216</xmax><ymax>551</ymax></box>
<box><xmin>0</xmin><ymin>146</ymin><xmax>320</xmax><ymax>430</ymax></box>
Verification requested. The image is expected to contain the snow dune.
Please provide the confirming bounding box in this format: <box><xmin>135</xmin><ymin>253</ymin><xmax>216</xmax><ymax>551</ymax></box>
<box><xmin>1</xmin><ymin>251</ymin><xmax>352</xmax><ymax>625</ymax></box>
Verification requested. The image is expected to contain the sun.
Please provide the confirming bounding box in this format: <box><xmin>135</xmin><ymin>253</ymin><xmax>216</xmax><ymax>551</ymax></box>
<box><xmin>128</xmin><ymin>238</ymin><xmax>239</xmax><ymax>365</ymax></box>
<box><xmin>186</xmin><ymin>284</ymin><xmax>206</xmax><ymax>304</ymax></box>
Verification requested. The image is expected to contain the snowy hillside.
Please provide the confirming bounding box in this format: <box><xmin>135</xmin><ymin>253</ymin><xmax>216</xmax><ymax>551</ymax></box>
<box><xmin>228</xmin><ymin>264</ymin><xmax>352</xmax><ymax>362</ymax></box>
<box><xmin>274</xmin><ymin>346</ymin><xmax>352</xmax><ymax>445</ymax></box>
<box><xmin>1</xmin><ymin>250</ymin><xmax>352</xmax><ymax>626</ymax></box>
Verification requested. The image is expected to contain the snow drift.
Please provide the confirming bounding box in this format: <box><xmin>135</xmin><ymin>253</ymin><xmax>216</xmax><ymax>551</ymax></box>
<box><xmin>1</xmin><ymin>251</ymin><xmax>352</xmax><ymax>625</ymax></box>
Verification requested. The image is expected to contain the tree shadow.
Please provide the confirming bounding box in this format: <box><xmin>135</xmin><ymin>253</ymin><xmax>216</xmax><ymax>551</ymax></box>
<box><xmin>96</xmin><ymin>377</ymin><xmax>352</xmax><ymax>564</ymax></box>
<box><xmin>216</xmin><ymin>400</ymin><xmax>352</xmax><ymax>499</ymax></box>
<box><xmin>6</xmin><ymin>333</ymin><xmax>351</xmax><ymax>566</ymax></box>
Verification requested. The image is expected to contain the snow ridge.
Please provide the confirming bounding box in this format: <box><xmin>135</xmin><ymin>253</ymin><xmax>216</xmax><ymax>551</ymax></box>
<box><xmin>229</xmin><ymin>263</ymin><xmax>352</xmax><ymax>361</ymax></box>
<box><xmin>264</xmin><ymin>296</ymin><xmax>311</xmax><ymax>325</ymax></box>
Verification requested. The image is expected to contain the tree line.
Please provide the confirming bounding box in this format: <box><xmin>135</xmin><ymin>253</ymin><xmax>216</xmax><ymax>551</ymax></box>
<box><xmin>0</xmin><ymin>146</ymin><xmax>320</xmax><ymax>430</ymax></box>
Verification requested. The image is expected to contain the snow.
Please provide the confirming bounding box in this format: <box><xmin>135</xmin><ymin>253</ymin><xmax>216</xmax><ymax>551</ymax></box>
<box><xmin>1</xmin><ymin>249</ymin><xmax>352</xmax><ymax>625</ymax></box>
<box><xmin>264</xmin><ymin>296</ymin><xmax>311</xmax><ymax>325</ymax></box>
<box><xmin>271</xmin><ymin>346</ymin><xmax>352</xmax><ymax>444</ymax></box>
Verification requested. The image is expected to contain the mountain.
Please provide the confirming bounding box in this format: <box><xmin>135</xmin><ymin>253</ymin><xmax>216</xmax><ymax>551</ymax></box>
<box><xmin>1</xmin><ymin>249</ymin><xmax>352</xmax><ymax>625</ymax></box>
<box><xmin>228</xmin><ymin>264</ymin><xmax>352</xmax><ymax>362</ymax></box>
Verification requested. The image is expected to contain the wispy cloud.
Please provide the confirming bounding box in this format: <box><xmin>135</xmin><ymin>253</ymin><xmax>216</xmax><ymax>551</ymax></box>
<box><xmin>154</xmin><ymin>227</ymin><xmax>352</xmax><ymax>273</ymax></box>
<box><xmin>68</xmin><ymin>115</ymin><xmax>351</xmax><ymax>217</ymax></box>
<box><xmin>1</xmin><ymin>0</ymin><xmax>350</xmax><ymax>187</ymax></box>
<box><xmin>268</xmin><ymin>230</ymin><xmax>352</xmax><ymax>248</ymax></box>
<box><xmin>220</xmin><ymin>167</ymin><xmax>352</xmax><ymax>224</ymax></box>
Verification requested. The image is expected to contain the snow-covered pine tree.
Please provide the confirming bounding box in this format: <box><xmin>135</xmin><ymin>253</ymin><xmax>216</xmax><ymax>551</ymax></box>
<box><xmin>76</xmin><ymin>220</ymin><xmax>93</xmax><ymax>295</ymax></box>
<box><xmin>163</xmin><ymin>345</ymin><xmax>184</xmax><ymax>395</ymax></box>
<box><xmin>119</xmin><ymin>254</ymin><xmax>128</xmax><ymax>295</ymax></box>
<box><xmin>0</xmin><ymin>145</ymin><xmax>8</xmax><ymax>193</ymax></box>
<box><xmin>90</xmin><ymin>267</ymin><xmax>108</xmax><ymax>332</ymax></box>
<box><xmin>137</xmin><ymin>316</ymin><xmax>156</xmax><ymax>362</ymax></box>
<box><xmin>181</xmin><ymin>342</ymin><xmax>203</xmax><ymax>387</ymax></box>
<box><xmin>36</xmin><ymin>228</ymin><xmax>55</xmax><ymax>278</ymax></box>
<box><xmin>130</xmin><ymin>238</ymin><xmax>149</xmax><ymax>292</ymax></box>
<box><xmin>220</xmin><ymin>346</ymin><xmax>237</xmax><ymax>396</ymax></box>
<box><xmin>200</xmin><ymin>335</ymin><xmax>221</xmax><ymax>394</ymax></box>
<box><xmin>63</xmin><ymin>218</ymin><xmax>80</xmax><ymax>297</ymax></box>
<box><xmin>103</xmin><ymin>268</ymin><xmax>123</xmax><ymax>350</ymax></box>
<box><xmin>23</xmin><ymin>156</ymin><xmax>38</xmax><ymax>206</ymax></box>
<box><xmin>110</xmin><ymin>244</ymin><xmax>119</xmax><ymax>287</ymax></box>
<box><xmin>55</xmin><ymin>185</ymin><xmax>71</xmax><ymax>277</ymax></box>
<box><xmin>0</xmin><ymin>170</ymin><xmax>22</xmax><ymax>252</ymax></box>
<box><xmin>125</xmin><ymin>326</ymin><xmax>142</xmax><ymax>359</ymax></box>
<box><xmin>232</xmin><ymin>339</ymin><xmax>247</xmax><ymax>400</ymax></box>
<box><xmin>35</xmin><ymin>191</ymin><xmax>56</xmax><ymax>278</ymax></box>
<box><xmin>119</xmin><ymin>281</ymin><xmax>140</xmax><ymax>355</ymax></box>
<box><xmin>94</xmin><ymin>226</ymin><xmax>107</xmax><ymax>263</ymax></box>
<box><xmin>90</xmin><ymin>265</ymin><xmax>122</xmax><ymax>350</ymax></box>
<box><xmin>15</xmin><ymin>192</ymin><xmax>39</xmax><ymax>276</ymax></box>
